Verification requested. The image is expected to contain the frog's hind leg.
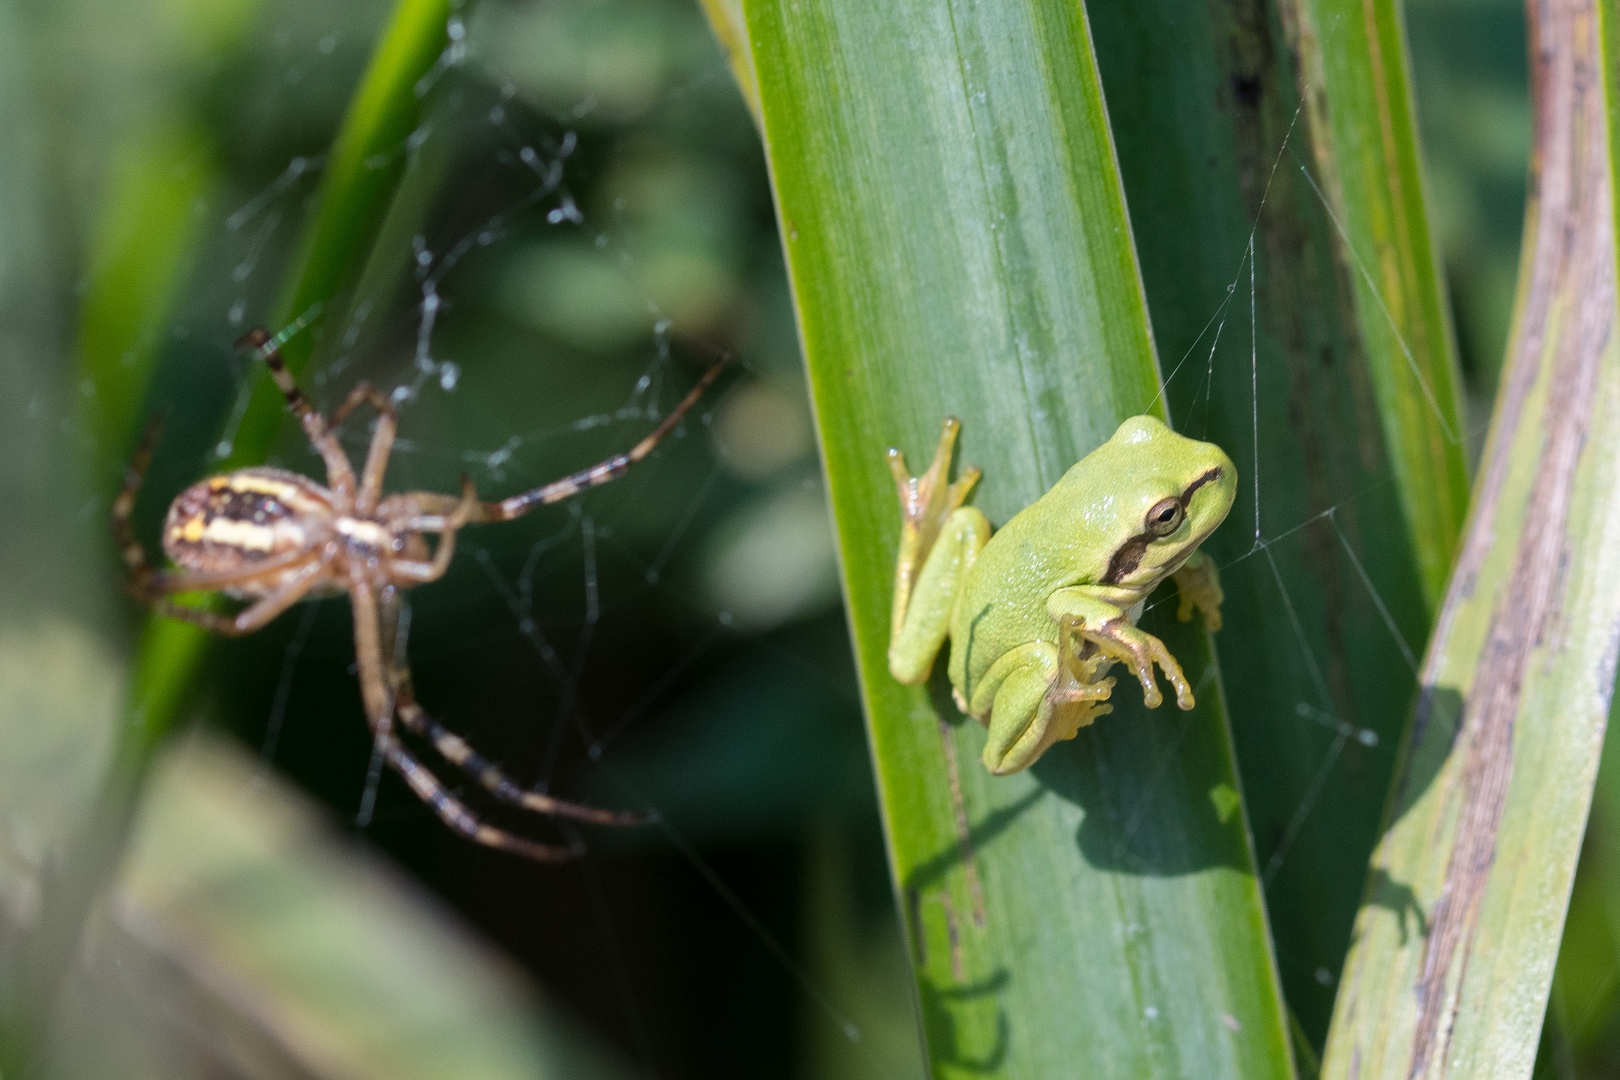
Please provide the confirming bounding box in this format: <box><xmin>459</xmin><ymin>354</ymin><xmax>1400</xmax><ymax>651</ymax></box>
<box><xmin>969</xmin><ymin>642</ymin><xmax>1114</xmax><ymax>775</ymax></box>
<box><xmin>888</xmin><ymin>506</ymin><xmax>989</xmax><ymax>684</ymax></box>
<box><xmin>888</xmin><ymin>418</ymin><xmax>980</xmax><ymax>636</ymax></box>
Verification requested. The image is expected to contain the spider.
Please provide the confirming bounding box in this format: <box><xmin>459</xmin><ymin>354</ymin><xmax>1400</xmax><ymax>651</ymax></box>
<box><xmin>113</xmin><ymin>327</ymin><xmax>724</xmax><ymax>862</ymax></box>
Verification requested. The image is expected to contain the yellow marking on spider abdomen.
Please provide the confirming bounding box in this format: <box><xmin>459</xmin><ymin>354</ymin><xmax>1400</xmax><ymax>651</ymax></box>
<box><xmin>200</xmin><ymin>515</ymin><xmax>294</xmax><ymax>552</ymax></box>
<box><xmin>166</xmin><ymin>511</ymin><xmax>308</xmax><ymax>554</ymax></box>
<box><xmin>222</xmin><ymin>474</ymin><xmax>301</xmax><ymax>500</ymax></box>
<box><xmin>163</xmin><ymin>468</ymin><xmax>326</xmax><ymax>571</ymax></box>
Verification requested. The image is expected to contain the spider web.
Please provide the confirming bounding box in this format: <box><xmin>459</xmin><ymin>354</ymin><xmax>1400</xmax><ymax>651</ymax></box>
<box><xmin>0</xmin><ymin>0</ymin><xmax>884</xmax><ymax>1075</ymax></box>
<box><xmin>0</xmin><ymin>0</ymin><xmax>1553</xmax><ymax>1075</ymax></box>
<box><xmin>197</xmin><ymin>4</ymin><xmax>887</xmax><ymax>1074</ymax></box>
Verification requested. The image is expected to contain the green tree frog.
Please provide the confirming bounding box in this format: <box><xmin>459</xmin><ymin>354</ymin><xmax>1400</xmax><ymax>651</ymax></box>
<box><xmin>886</xmin><ymin>415</ymin><xmax>1237</xmax><ymax>775</ymax></box>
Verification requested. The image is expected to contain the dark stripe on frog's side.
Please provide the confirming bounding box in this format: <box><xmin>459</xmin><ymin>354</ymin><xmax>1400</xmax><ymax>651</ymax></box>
<box><xmin>1100</xmin><ymin>466</ymin><xmax>1225</xmax><ymax>585</ymax></box>
<box><xmin>1102</xmin><ymin>534</ymin><xmax>1152</xmax><ymax>586</ymax></box>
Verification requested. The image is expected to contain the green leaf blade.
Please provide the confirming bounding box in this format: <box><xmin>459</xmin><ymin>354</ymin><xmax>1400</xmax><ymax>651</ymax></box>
<box><xmin>744</xmin><ymin>1</ymin><xmax>1295</xmax><ymax>1074</ymax></box>
<box><xmin>76</xmin><ymin>121</ymin><xmax>221</xmax><ymax>480</ymax></box>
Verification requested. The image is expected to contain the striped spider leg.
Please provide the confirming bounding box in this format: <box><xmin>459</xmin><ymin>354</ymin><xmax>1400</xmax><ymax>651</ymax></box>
<box><xmin>113</xmin><ymin>327</ymin><xmax>724</xmax><ymax>860</ymax></box>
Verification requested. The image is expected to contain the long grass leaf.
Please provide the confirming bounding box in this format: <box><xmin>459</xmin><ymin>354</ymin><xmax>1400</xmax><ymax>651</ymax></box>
<box><xmin>1321</xmin><ymin>0</ymin><xmax>1620</xmax><ymax>1073</ymax></box>
<box><xmin>743</xmin><ymin>1</ymin><xmax>1297</xmax><ymax>1074</ymax></box>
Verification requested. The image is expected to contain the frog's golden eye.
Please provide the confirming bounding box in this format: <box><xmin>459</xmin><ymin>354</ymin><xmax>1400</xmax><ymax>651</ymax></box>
<box><xmin>1146</xmin><ymin>497</ymin><xmax>1184</xmax><ymax>537</ymax></box>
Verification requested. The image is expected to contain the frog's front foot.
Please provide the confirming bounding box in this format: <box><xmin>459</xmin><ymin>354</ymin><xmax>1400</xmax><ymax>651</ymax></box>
<box><xmin>1077</xmin><ymin>617</ymin><xmax>1195</xmax><ymax>711</ymax></box>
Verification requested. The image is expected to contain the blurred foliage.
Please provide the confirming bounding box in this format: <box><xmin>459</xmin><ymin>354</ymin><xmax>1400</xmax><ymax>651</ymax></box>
<box><xmin>1405</xmin><ymin>0</ymin><xmax>1531</xmax><ymax>450</ymax></box>
<box><xmin>0</xmin><ymin>0</ymin><xmax>917</xmax><ymax>1075</ymax></box>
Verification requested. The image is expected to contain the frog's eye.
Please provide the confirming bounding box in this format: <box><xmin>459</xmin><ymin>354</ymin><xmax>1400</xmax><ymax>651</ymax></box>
<box><xmin>1146</xmin><ymin>497</ymin><xmax>1184</xmax><ymax>537</ymax></box>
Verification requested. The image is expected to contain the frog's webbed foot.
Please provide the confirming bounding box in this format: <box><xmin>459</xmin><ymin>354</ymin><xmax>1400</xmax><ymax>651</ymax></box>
<box><xmin>1172</xmin><ymin>550</ymin><xmax>1224</xmax><ymax>632</ymax></box>
<box><xmin>1040</xmin><ymin>672</ymin><xmax>1115</xmax><ymax>746</ymax></box>
<box><xmin>1073</xmin><ymin>616</ymin><xmax>1195</xmax><ymax>711</ymax></box>
<box><xmin>888</xmin><ymin>417</ymin><xmax>980</xmax><ymax>635</ymax></box>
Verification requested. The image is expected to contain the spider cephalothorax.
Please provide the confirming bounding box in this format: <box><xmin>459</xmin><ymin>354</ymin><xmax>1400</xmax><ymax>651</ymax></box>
<box><xmin>115</xmin><ymin>327</ymin><xmax>723</xmax><ymax>861</ymax></box>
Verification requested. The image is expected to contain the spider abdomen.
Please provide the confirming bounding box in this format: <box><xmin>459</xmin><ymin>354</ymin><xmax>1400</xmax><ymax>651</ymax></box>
<box><xmin>164</xmin><ymin>466</ymin><xmax>332</xmax><ymax>578</ymax></box>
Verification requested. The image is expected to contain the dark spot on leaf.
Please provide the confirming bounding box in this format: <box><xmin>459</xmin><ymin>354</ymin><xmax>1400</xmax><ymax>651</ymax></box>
<box><xmin>1233</xmin><ymin>73</ymin><xmax>1262</xmax><ymax>108</ymax></box>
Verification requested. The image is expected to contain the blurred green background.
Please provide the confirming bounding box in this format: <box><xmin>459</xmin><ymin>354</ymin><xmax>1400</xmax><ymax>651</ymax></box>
<box><xmin>0</xmin><ymin>0</ymin><xmax>917</xmax><ymax>1075</ymax></box>
<box><xmin>2</xmin><ymin>0</ymin><xmax>1612</xmax><ymax>1076</ymax></box>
